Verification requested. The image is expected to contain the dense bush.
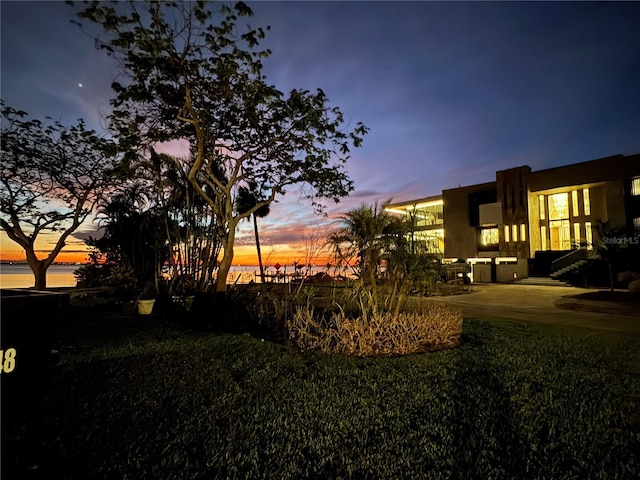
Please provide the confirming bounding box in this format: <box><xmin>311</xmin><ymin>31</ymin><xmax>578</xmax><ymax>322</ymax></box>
<box><xmin>288</xmin><ymin>302</ymin><xmax>463</xmax><ymax>356</ymax></box>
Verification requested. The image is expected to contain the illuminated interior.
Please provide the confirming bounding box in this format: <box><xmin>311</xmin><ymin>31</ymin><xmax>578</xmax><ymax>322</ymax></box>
<box><xmin>537</xmin><ymin>188</ymin><xmax>592</xmax><ymax>251</ymax></box>
<box><xmin>410</xmin><ymin>229</ymin><xmax>444</xmax><ymax>254</ymax></box>
<box><xmin>548</xmin><ymin>192</ymin><xmax>569</xmax><ymax>220</ymax></box>
<box><xmin>480</xmin><ymin>227</ymin><xmax>498</xmax><ymax>246</ymax></box>
<box><xmin>386</xmin><ymin>198</ymin><xmax>444</xmax><ymax>255</ymax></box>
<box><xmin>386</xmin><ymin>199</ymin><xmax>444</xmax><ymax>228</ymax></box>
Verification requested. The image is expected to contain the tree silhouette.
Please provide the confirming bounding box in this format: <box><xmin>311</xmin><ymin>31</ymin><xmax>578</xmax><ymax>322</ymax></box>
<box><xmin>591</xmin><ymin>218</ymin><xmax>625</xmax><ymax>292</ymax></box>
<box><xmin>1</xmin><ymin>104</ymin><xmax>119</xmax><ymax>289</ymax></box>
<box><xmin>71</xmin><ymin>0</ymin><xmax>368</xmax><ymax>292</ymax></box>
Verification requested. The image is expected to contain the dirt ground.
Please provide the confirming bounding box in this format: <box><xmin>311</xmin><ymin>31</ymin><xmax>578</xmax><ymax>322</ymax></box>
<box><xmin>430</xmin><ymin>283</ymin><xmax>640</xmax><ymax>335</ymax></box>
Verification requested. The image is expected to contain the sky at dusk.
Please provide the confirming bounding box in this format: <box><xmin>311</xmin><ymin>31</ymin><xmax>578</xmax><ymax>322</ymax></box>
<box><xmin>2</xmin><ymin>1</ymin><xmax>640</xmax><ymax>265</ymax></box>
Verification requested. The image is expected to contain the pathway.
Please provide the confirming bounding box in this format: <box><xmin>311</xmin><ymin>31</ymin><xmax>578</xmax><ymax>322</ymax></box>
<box><xmin>429</xmin><ymin>283</ymin><xmax>640</xmax><ymax>335</ymax></box>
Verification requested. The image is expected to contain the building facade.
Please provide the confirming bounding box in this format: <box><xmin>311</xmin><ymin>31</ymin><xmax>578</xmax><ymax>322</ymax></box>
<box><xmin>385</xmin><ymin>154</ymin><xmax>640</xmax><ymax>282</ymax></box>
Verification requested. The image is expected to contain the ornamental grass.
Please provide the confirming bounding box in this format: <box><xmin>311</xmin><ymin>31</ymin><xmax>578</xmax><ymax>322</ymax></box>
<box><xmin>287</xmin><ymin>302</ymin><xmax>463</xmax><ymax>356</ymax></box>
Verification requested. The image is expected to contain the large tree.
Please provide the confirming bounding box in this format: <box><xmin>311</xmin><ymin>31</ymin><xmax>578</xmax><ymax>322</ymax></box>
<box><xmin>0</xmin><ymin>104</ymin><xmax>119</xmax><ymax>289</ymax></box>
<box><xmin>72</xmin><ymin>0</ymin><xmax>368</xmax><ymax>292</ymax></box>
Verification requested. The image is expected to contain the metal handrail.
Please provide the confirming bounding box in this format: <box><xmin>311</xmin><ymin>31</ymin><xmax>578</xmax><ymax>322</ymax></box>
<box><xmin>550</xmin><ymin>247</ymin><xmax>589</xmax><ymax>273</ymax></box>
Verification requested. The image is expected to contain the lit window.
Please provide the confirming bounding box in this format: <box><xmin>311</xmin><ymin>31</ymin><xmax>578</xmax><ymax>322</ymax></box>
<box><xmin>541</xmin><ymin>226</ymin><xmax>547</xmax><ymax>250</ymax></box>
<box><xmin>572</xmin><ymin>190</ymin><xmax>579</xmax><ymax>217</ymax></box>
<box><xmin>480</xmin><ymin>228</ymin><xmax>499</xmax><ymax>246</ymax></box>
<box><xmin>539</xmin><ymin>195</ymin><xmax>545</xmax><ymax>220</ymax></box>
<box><xmin>632</xmin><ymin>178</ymin><xmax>640</xmax><ymax>196</ymax></box>
<box><xmin>585</xmin><ymin>221</ymin><xmax>592</xmax><ymax>249</ymax></box>
<box><xmin>633</xmin><ymin>217</ymin><xmax>640</xmax><ymax>232</ymax></box>
<box><xmin>412</xmin><ymin>229</ymin><xmax>444</xmax><ymax>254</ymax></box>
<box><xmin>573</xmin><ymin>223</ymin><xmax>581</xmax><ymax>247</ymax></box>
<box><xmin>548</xmin><ymin>193</ymin><xmax>569</xmax><ymax>220</ymax></box>
<box><xmin>549</xmin><ymin>219</ymin><xmax>571</xmax><ymax>250</ymax></box>
<box><xmin>520</xmin><ymin>224</ymin><xmax>526</xmax><ymax>242</ymax></box>
<box><xmin>504</xmin><ymin>225</ymin><xmax>510</xmax><ymax>242</ymax></box>
<box><xmin>583</xmin><ymin>188</ymin><xmax>590</xmax><ymax>216</ymax></box>
<box><xmin>512</xmin><ymin>224</ymin><xmax>518</xmax><ymax>242</ymax></box>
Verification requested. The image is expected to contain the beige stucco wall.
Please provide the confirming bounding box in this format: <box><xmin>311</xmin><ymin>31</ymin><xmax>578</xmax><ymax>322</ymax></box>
<box><xmin>443</xmin><ymin>182</ymin><xmax>496</xmax><ymax>259</ymax></box>
<box><xmin>496</xmin><ymin>259</ymin><xmax>529</xmax><ymax>282</ymax></box>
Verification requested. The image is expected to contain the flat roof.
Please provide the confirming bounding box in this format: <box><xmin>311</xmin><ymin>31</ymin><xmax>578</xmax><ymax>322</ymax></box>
<box><xmin>385</xmin><ymin>194</ymin><xmax>442</xmax><ymax>209</ymax></box>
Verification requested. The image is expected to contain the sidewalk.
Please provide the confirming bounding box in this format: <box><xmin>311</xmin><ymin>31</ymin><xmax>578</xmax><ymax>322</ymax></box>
<box><xmin>430</xmin><ymin>283</ymin><xmax>640</xmax><ymax>335</ymax></box>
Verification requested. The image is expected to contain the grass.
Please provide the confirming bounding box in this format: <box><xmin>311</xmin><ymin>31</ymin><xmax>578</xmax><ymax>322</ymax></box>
<box><xmin>3</xmin><ymin>302</ymin><xmax>640</xmax><ymax>479</ymax></box>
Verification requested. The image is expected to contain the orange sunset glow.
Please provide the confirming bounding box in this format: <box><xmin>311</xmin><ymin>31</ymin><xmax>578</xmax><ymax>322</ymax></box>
<box><xmin>0</xmin><ymin>231</ymin><xmax>335</xmax><ymax>267</ymax></box>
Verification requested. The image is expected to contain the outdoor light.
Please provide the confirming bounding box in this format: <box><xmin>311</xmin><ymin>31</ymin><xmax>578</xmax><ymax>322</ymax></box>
<box><xmin>466</xmin><ymin>257</ymin><xmax>492</xmax><ymax>264</ymax></box>
<box><xmin>442</xmin><ymin>258</ymin><xmax>460</xmax><ymax>264</ymax></box>
<box><xmin>413</xmin><ymin>199</ymin><xmax>444</xmax><ymax>209</ymax></box>
<box><xmin>495</xmin><ymin>257</ymin><xmax>518</xmax><ymax>265</ymax></box>
<box><xmin>384</xmin><ymin>208</ymin><xmax>408</xmax><ymax>215</ymax></box>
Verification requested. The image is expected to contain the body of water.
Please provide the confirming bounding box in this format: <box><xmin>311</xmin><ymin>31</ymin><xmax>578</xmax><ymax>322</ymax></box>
<box><xmin>0</xmin><ymin>263</ymin><xmax>337</xmax><ymax>289</ymax></box>
<box><xmin>0</xmin><ymin>263</ymin><xmax>80</xmax><ymax>289</ymax></box>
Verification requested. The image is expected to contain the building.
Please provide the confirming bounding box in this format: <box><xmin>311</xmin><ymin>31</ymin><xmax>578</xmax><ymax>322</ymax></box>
<box><xmin>384</xmin><ymin>194</ymin><xmax>444</xmax><ymax>255</ymax></box>
<box><xmin>385</xmin><ymin>153</ymin><xmax>640</xmax><ymax>282</ymax></box>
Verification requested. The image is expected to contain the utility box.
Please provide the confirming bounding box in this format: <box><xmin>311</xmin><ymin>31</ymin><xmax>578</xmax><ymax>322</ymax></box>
<box><xmin>1</xmin><ymin>289</ymin><xmax>69</xmax><ymax>417</ymax></box>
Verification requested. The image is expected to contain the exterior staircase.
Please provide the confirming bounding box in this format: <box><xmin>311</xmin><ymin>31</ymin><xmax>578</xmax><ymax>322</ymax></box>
<box><xmin>516</xmin><ymin>277</ymin><xmax>571</xmax><ymax>287</ymax></box>
<box><xmin>550</xmin><ymin>247</ymin><xmax>596</xmax><ymax>279</ymax></box>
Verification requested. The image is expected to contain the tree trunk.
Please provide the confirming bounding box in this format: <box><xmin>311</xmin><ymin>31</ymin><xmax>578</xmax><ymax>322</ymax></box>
<box><xmin>216</xmin><ymin>226</ymin><xmax>237</xmax><ymax>293</ymax></box>
<box><xmin>27</xmin><ymin>258</ymin><xmax>49</xmax><ymax>290</ymax></box>
<box><xmin>253</xmin><ymin>214</ymin><xmax>265</xmax><ymax>283</ymax></box>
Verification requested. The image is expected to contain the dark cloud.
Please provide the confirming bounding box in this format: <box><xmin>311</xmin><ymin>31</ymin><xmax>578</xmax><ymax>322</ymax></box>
<box><xmin>72</xmin><ymin>228</ymin><xmax>105</xmax><ymax>242</ymax></box>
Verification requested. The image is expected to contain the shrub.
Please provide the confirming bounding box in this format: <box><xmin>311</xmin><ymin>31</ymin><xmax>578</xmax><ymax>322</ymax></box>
<box><xmin>287</xmin><ymin>302</ymin><xmax>462</xmax><ymax>356</ymax></box>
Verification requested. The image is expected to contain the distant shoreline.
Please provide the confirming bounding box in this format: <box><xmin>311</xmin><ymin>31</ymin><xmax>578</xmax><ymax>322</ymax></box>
<box><xmin>0</xmin><ymin>261</ymin><xmax>86</xmax><ymax>266</ymax></box>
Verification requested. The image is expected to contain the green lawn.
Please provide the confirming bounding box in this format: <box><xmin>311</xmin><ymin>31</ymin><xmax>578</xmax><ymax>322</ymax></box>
<box><xmin>3</xmin><ymin>308</ymin><xmax>640</xmax><ymax>479</ymax></box>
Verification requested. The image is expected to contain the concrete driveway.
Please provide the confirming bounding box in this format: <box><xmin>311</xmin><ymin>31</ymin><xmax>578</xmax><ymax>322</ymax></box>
<box><xmin>429</xmin><ymin>283</ymin><xmax>640</xmax><ymax>335</ymax></box>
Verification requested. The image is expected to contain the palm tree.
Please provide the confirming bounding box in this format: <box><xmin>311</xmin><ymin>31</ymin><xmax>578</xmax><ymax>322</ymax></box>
<box><xmin>330</xmin><ymin>202</ymin><xmax>401</xmax><ymax>288</ymax></box>
<box><xmin>235</xmin><ymin>185</ymin><xmax>270</xmax><ymax>283</ymax></box>
<box><xmin>92</xmin><ymin>189</ymin><xmax>167</xmax><ymax>291</ymax></box>
<box><xmin>591</xmin><ymin>218</ymin><xmax>625</xmax><ymax>291</ymax></box>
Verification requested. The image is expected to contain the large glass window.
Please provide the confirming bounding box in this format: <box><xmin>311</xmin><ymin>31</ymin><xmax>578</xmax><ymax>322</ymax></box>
<box><xmin>541</xmin><ymin>226</ymin><xmax>547</xmax><ymax>250</ymax></box>
<box><xmin>583</xmin><ymin>188</ymin><xmax>591</xmax><ymax>216</ymax></box>
<box><xmin>412</xmin><ymin>204</ymin><xmax>443</xmax><ymax>227</ymax></box>
<box><xmin>632</xmin><ymin>178</ymin><xmax>640</xmax><ymax>196</ymax></box>
<box><xmin>585</xmin><ymin>221</ymin><xmax>592</xmax><ymax>249</ymax></box>
<box><xmin>572</xmin><ymin>190</ymin><xmax>579</xmax><ymax>217</ymax></box>
<box><xmin>550</xmin><ymin>219</ymin><xmax>571</xmax><ymax>250</ymax></box>
<box><xmin>480</xmin><ymin>228</ymin><xmax>499</xmax><ymax>246</ymax></box>
<box><xmin>573</xmin><ymin>223</ymin><xmax>581</xmax><ymax>247</ymax></box>
<box><xmin>538</xmin><ymin>195</ymin><xmax>545</xmax><ymax>220</ymax></box>
<box><xmin>412</xmin><ymin>230</ymin><xmax>444</xmax><ymax>254</ymax></box>
<box><xmin>548</xmin><ymin>193</ymin><xmax>569</xmax><ymax>220</ymax></box>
